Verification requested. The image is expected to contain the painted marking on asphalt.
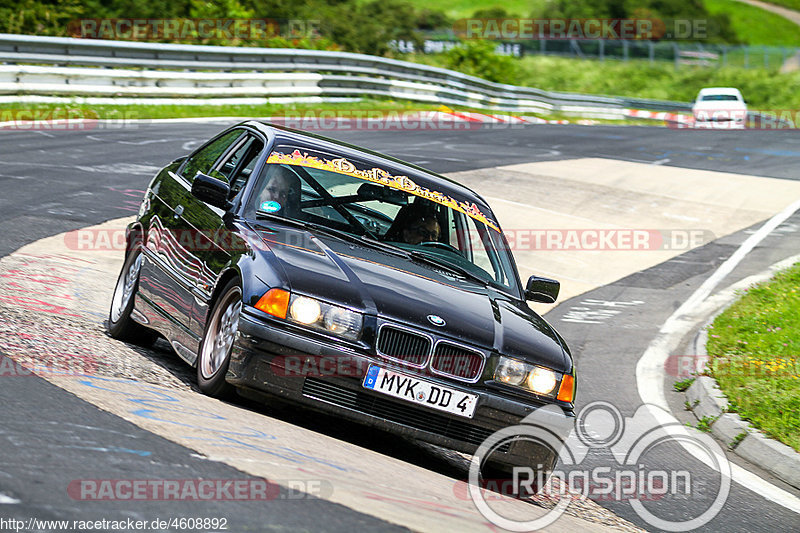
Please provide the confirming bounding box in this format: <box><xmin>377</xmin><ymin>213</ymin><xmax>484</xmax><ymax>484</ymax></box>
<box><xmin>636</xmin><ymin>196</ymin><xmax>800</xmax><ymax>512</ymax></box>
<box><xmin>734</xmin><ymin>147</ymin><xmax>800</xmax><ymax>157</ymax></box>
<box><xmin>0</xmin><ymin>493</ymin><xmax>20</xmax><ymax>504</ymax></box>
<box><xmin>482</xmin><ymin>196</ymin><xmax>606</xmax><ymax>225</ymax></box>
<box><xmin>60</xmin><ymin>445</ymin><xmax>152</xmax><ymax>457</ymax></box>
<box><xmin>561</xmin><ymin>299</ymin><xmax>644</xmax><ymax>324</ymax></box>
<box><xmin>182</xmin><ymin>140</ymin><xmax>202</xmax><ymax>151</ymax></box>
<box><xmin>74</xmin><ymin>163</ymin><xmax>161</xmax><ymax>176</ymax></box>
<box><xmin>78</xmin><ymin>376</ymin><xmax>355</xmax><ymax>473</ymax></box>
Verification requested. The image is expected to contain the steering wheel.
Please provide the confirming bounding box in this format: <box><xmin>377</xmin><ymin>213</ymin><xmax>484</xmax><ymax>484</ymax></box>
<box><xmin>419</xmin><ymin>241</ymin><xmax>463</xmax><ymax>255</ymax></box>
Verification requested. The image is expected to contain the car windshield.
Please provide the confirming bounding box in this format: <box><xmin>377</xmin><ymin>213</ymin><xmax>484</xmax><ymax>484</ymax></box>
<box><xmin>245</xmin><ymin>148</ymin><xmax>519</xmax><ymax>292</ymax></box>
<box><xmin>701</xmin><ymin>94</ymin><xmax>740</xmax><ymax>101</ymax></box>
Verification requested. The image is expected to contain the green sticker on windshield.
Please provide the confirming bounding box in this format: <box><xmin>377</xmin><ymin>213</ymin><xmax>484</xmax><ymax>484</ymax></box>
<box><xmin>260</xmin><ymin>200</ymin><xmax>281</xmax><ymax>213</ymax></box>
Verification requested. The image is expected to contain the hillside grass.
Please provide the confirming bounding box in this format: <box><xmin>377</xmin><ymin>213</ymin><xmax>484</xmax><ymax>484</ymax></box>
<box><xmin>369</xmin><ymin>0</ymin><xmax>800</xmax><ymax>46</ymax></box>
<box><xmin>704</xmin><ymin>0</ymin><xmax>800</xmax><ymax>46</ymax></box>
<box><xmin>761</xmin><ymin>0</ymin><xmax>800</xmax><ymax>11</ymax></box>
<box><xmin>368</xmin><ymin>0</ymin><xmax>547</xmax><ymax>19</ymax></box>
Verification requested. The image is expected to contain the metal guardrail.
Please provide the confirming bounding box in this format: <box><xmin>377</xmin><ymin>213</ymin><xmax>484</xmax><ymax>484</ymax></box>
<box><xmin>0</xmin><ymin>33</ymin><xmax>692</xmax><ymax>113</ymax></box>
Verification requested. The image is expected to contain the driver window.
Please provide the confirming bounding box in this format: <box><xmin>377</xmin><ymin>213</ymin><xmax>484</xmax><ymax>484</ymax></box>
<box><xmin>181</xmin><ymin>130</ymin><xmax>243</xmax><ymax>182</ymax></box>
<box><xmin>215</xmin><ymin>135</ymin><xmax>264</xmax><ymax>196</ymax></box>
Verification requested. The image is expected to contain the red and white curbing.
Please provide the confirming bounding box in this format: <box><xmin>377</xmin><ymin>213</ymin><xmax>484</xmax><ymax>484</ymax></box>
<box><xmin>442</xmin><ymin>111</ymin><xmax>571</xmax><ymax>125</ymax></box>
<box><xmin>625</xmin><ymin>108</ymin><xmax>693</xmax><ymax>124</ymax></box>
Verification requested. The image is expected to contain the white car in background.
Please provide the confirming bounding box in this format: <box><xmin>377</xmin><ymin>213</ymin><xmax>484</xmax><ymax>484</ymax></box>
<box><xmin>692</xmin><ymin>87</ymin><xmax>747</xmax><ymax>128</ymax></box>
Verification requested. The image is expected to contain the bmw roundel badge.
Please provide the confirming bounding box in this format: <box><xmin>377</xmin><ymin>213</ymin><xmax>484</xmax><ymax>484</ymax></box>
<box><xmin>427</xmin><ymin>314</ymin><xmax>446</xmax><ymax>327</ymax></box>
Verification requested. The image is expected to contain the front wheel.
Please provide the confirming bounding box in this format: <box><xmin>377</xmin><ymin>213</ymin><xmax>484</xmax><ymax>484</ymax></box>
<box><xmin>197</xmin><ymin>280</ymin><xmax>242</xmax><ymax>398</ymax></box>
<box><xmin>107</xmin><ymin>250</ymin><xmax>158</xmax><ymax>346</ymax></box>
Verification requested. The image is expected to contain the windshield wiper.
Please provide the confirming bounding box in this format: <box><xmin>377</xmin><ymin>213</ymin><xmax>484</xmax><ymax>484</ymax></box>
<box><xmin>407</xmin><ymin>251</ymin><xmax>489</xmax><ymax>286</ymax></box>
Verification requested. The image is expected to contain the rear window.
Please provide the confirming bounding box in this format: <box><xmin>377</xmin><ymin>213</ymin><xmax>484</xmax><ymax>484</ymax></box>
<box><xmin>701</xmin><ymin>94</ymin><xmax>741</xmax><ymax>102</ymax></box>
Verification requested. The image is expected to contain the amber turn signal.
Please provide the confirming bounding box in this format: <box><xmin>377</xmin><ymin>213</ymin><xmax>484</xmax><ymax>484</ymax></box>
<box><xmin>556</xmin><ymin>374</ymin><xmax>575</xmax><ymax>403</ymax></box>
<box><xmin>255</xmin><ymin>288</ymin><xmax>290</xmax><ymax>319</ymax></box>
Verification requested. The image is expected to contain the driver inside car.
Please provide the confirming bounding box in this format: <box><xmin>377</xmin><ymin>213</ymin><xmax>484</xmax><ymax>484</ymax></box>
<box><xmin>256</xmin><ymin>165</ymin><xmax>301</xmax><ymax>217</ymax></box>
<box><xmin>384</xmin><ymin>201</ymin><xmax>441</xmax><ymax>245</ymax></box>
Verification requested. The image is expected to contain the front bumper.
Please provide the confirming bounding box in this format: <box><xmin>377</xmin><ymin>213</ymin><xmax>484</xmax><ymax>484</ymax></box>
<box><xmin>227</xmin><ymin>309</ymin><xmax>575</xmax><ymax>469</ymax></box>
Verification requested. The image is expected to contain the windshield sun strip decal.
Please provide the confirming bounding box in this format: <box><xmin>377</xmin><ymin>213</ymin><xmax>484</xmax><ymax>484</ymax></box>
<box><xmin>266</xmin><ymin>149</ymin><xmax>500</xmax><ymax>232</ymax></box>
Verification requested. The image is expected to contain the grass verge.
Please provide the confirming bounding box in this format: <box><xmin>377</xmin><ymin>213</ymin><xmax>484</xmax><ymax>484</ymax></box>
<box><xmin>0</xmin><ymin>98</ymin><xmax>657</xmax><ymax>125</ymax></box>
<box><xmin>706</xmin><ymin>261</ymin><xmax>800</xmax><ymax>452</ymax></box>
<box><xmin>0</xmin><ymin>99</ymin><xmax>447</xmax><ymax>121</ymax></box>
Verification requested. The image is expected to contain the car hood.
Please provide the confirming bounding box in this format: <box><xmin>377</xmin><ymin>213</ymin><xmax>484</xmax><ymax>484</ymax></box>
<box><xmin>250</xmin><ymin>223</ymin><xmax>570</xmax><ymax>372</ymax></box>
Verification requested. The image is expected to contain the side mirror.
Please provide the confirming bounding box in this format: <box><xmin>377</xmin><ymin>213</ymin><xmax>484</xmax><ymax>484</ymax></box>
<box><xmin>192</xmin><ymin>173</ymin><xmax>231</xmax><ymax>210</ymax></box>
<box><xmin>525</xmin><ymin>275</ymin><xmax>560</xmax><ymax>303</ymax></box>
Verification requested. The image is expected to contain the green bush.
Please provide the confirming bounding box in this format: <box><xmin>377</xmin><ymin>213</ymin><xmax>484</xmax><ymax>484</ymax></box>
<box><xmin>443</xmin><ymin>40</ymin><xmax>520</xmax><ymax>84</ymax></box>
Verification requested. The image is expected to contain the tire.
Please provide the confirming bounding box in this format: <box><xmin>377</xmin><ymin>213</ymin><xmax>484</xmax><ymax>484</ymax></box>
<box><xmin>196</xmin><ymin>279</ymin><xmax>242</xmax><ymax>398</ymax></box>
<box><xmin>107</xmin><ymin>249</ymin><xmax>158</xmax><ymax>346</ymax></box>
<box><xmin>480</xmin><ymin>461</ymin><xmax>546</xmax><ymax>498</ymax></box>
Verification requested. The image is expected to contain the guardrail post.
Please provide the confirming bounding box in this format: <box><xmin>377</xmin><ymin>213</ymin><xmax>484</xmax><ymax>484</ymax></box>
<box><xmin>599</xmin><ymin>39</ymin><xmax>604</xmax><ymax>61</ymax></box>
<box><xmin>648</xmin><ymin>41</ymin><xmax>654</xmax><ymax>63</ymax></box>
<box><xmin>623</xmin><ymin>40</ymin><xmax>629</xmax><ymax>61</ymax></box>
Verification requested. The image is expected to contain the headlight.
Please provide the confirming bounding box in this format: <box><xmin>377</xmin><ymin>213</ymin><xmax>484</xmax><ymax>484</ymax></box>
<box><xmin>494</xmin><ymin>356</ymin><xmax>562</xmax><ymax>398</ymax></box>
<box><xmin>527</xmin><ymin>366</ymin><xmax>557</xmax><ymax>395</ymax></box>
<box><xmin>287</xmin><ymin>294</ymin><xmax>362</xmax><ymax>341</ymax></box>
<box><xmin>290</xmin><ymin>296</ymin><xmax>321</xmax><ymax>324</ymax></box>
<box><xmin>494</xmin><ymin>358</ymin><xmax>528</xmax><ymax>385</ymax></box>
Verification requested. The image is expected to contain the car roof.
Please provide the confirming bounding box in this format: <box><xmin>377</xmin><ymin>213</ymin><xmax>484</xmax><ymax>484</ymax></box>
<box><xmin>243</xmin><ymin>120</ymin><xmax>495</xmax><ymax>214</ymax></box>
<box><xmin>697</xmin><ymin>87</ymin><xmax>743</xmax><ymax>96</ymax></box>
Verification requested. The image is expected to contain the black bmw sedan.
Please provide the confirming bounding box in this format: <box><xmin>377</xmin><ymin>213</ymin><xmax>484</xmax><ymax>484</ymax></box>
<box><xmin>108</xmin><ymin>121</ymin><xmax>576</xmax><ymax>479</ymax></box>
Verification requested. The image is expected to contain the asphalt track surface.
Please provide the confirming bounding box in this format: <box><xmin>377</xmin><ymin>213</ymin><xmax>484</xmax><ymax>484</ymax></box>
<box><xmin>1</xmin><ymin>121</ymin><xmax>800</xmax><ymax>532</ymax></box>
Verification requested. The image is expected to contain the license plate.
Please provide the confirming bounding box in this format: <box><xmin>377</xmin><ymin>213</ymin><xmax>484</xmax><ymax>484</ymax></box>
<box><xmin>363</xmin><ymin>365</ymin><xmax>478</xmax><ymax>419</ymax></box>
